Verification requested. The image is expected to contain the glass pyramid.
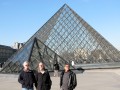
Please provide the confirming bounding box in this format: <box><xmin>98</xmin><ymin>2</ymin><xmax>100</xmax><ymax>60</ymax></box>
<box><xmin>1</xmin><ymin>4</ymin><xmax>120</xmax><ymax>73</ymax></box>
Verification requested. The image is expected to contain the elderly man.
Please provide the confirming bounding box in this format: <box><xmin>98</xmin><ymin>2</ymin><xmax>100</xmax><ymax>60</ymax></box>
<box><xmin>18</xmin><ymin>61</ymin><xmax>37</xmax><ymax>90</ymax></box>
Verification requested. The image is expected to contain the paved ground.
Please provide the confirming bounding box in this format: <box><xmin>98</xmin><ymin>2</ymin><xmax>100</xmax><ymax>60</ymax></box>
<box><xmin>1</xmin><ymin>69</ymin><xmax>120</xmax><ymax>90</ymax></box>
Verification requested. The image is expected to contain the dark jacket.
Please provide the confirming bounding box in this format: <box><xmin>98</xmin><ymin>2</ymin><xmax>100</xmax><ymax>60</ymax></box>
<box><xmin>18</xmin><ymin>70</ymin><xmax>37</xmax><ymax>89</ymax></box>
<box><xmin>60</xmin><ymin>70</ymin><xmax>77</xmax><ymax>90</ymax></box>
<box><xmin>36</xmin><ymin>70</ymin><xmax>52</xmax><ymax>90</ymax></box>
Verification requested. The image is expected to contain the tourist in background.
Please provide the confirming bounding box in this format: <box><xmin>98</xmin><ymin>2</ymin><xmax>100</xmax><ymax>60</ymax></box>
<box><xmin>53</xmin><ymin>63</ymin><xmax>59</xmax><ymax>77</ymax></box>
<box><xmin>60</xmin><ymin>64</ymin><xmax>77</xmax><ymax>90</ymax></box>
<box><xmin>36</xmin><ymin>62</ymin><xmax>52</xmax><ymax>90</ymax></box>
<box><xmin>18</xmin><ymin>61</ymin><xmax>37</xmax><ymax>90</ymax></box>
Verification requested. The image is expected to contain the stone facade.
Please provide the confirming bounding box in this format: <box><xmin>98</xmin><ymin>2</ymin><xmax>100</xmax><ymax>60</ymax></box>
<box><xmin>0</xmin><ymin>45</ymin><xmax>16</xmax><ymax>66</ymax></box>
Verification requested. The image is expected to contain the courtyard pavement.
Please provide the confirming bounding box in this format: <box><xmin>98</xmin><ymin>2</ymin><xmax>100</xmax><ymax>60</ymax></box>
<box><xmin>0</xmin><ymin>69</ymin><xmax>120</xmax><ymax>90</ymax></box>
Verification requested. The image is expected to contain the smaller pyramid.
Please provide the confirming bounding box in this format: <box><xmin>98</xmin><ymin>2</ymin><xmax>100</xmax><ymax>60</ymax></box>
<box><xmin>1</xmin><ymin>38</ymin><xmax>73</xmax><ymax>73</ymax></box>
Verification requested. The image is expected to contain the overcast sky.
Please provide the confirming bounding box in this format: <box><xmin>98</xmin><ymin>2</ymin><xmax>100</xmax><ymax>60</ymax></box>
<box><xmin>0</xmin><ymin>0</ymin><xmax>120</xmax><ymax>50</ymax></box>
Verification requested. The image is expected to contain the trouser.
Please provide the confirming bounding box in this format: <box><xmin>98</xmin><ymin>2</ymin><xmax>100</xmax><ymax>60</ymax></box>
<box><xmin>54</xmin><ymin>70</ymin><xmax>59</xmax><ymax>76</ymax></box>
<box><xmin>22</xmin><ymin>88</ymin><xmax>34</xmax><ymax>90</ymax></box>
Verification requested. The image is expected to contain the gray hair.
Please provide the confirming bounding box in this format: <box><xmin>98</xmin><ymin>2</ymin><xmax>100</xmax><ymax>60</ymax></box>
<box><xmin>23</xmin><ymin>61</ymin><xmax>29</xmax><ymax>66</ymax></box>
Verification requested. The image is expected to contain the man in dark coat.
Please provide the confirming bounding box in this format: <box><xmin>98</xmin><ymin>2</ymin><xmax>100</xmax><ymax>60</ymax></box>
<box><xmin>36</xmin><ymin>62</ymin><xmax>52</xmax><ymax>90</ymax></box>
<box><xmin>18</xmin><ymin>61</ymin><xmax>37</xmax><ymax>90</ymax></box>
<box><xmin>60</xmin><ymin>64</ymin><xmax>77</xmax><ymax>90</ymax></box>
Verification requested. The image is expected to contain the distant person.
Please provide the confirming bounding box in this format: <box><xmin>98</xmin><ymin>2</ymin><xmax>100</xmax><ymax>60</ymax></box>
<box><xmin>18</xmin><ymin>61</ymin><xmax>37</xmax><ymax>90</ymax></box>
<box><xmin>71</xmin><ymin>61</ymin><xmax>75</xmax><ymax>66</ymax></box>
<box><xmin>60</xmin><ymin>64</ymin><xmax>77</xmax><ymax>90</ymax></box>
<box><xmin>35</xmin><ymin>62</ymin><xmax>52</xmax><ymax>90</ymax></box>
<box><xmin>0</xmin><ymin>62</ymin><xmax>4</xmax><ymax>68</ymax></box>
<box><xmin>0</xmin><ymin>63</ymin><xmax>2</xmax><ymax>68</ymax></box>
<box><xmin>53</xmin><ymin>63</ymin><xmax>59</xmax><ymax>77</ymax></box>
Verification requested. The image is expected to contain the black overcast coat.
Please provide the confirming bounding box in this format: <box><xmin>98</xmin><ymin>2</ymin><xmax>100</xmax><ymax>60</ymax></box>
<box><xmin>35</xmin><ymin>70</ymin><xmax>52</xmax><ymax>90</ymax></box>
<box><xmin>18</xmin><ymin>70</ymin><xmax>37</xmax><ymax>89</ymax></box>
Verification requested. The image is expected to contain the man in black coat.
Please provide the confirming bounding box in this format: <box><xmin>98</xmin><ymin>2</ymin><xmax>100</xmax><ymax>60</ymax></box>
<box><xmin>60</xmin><ymin>64</ymin><xmax>77</xmax><ymax>90</ymax></box>
<box><xmin>18</xmin><ymin>61</ymin><xmax>37</xmax><ymax>90</ymax></box>
<box><xmin>36</xmin><ymin>62</ymin><xmax>52</xmax><ymax>90</ymax></box>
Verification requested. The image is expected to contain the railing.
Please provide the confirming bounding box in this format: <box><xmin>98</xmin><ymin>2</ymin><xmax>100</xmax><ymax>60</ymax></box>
<box><xmin>74</xmin><ymin>62</ymin><xmax>120</xmax><ymax>70</ymax></box>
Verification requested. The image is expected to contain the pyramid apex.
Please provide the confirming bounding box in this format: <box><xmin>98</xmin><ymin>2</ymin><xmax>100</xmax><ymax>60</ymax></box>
<box><xmin>63</xmin><ymin>3</ymin><xmax>68</xmax><ymax>6</ymax></box>
<box><xmin>62</xmin><ymin>3</ymin><xmax>69</xmax><ymax>7</ymax></box>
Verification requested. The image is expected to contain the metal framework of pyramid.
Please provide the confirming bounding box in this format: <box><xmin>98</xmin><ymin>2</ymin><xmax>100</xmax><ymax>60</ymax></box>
<box><xmin>1</xmin><ymin>4</ymin><xmax>120</xmax><ymax>73</ymax></box>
